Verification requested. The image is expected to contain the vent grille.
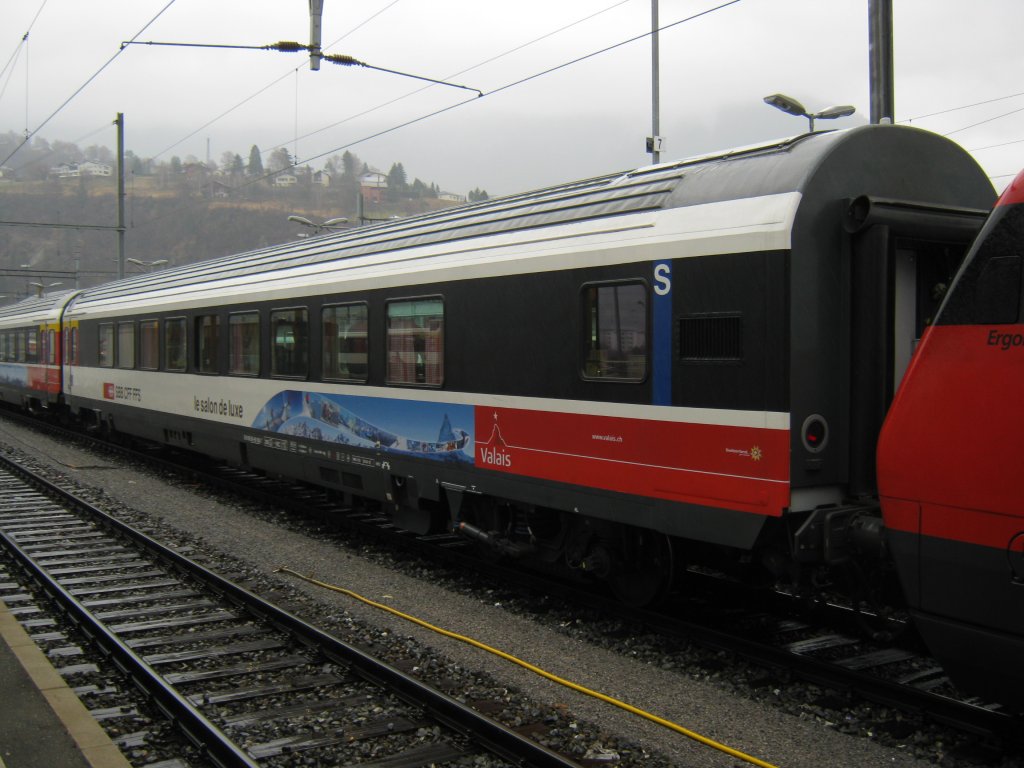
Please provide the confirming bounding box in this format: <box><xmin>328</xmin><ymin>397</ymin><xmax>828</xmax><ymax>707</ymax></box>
<box><xmin>679</xmin><ymin>314</ymin><xmax>743</xmax><ymax>362</ymax></box>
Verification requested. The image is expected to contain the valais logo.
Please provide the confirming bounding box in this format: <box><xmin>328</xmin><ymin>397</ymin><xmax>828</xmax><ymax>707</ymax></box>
<box><xmin>103</xmin><ymin>383</ymin><xmax>116</xmax><ymax>400</ymax></box>
<box><xmin>478</xmin><ymin>412</ymin><xmax>513</xmax><ymax>468</ymax></box>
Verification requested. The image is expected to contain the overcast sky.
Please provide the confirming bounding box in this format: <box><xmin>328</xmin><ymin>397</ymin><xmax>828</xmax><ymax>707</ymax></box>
<box><xmin>2</xmin><ymin>0</ymin><xmax>1022</xmax><ymax>197</ymax></box>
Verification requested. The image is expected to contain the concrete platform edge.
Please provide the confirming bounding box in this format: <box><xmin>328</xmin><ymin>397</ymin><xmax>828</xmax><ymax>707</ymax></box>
<box><xmin>0</xmin><ymin>599</ymin><xmax>133</xmax><ymax>768</ymax></box>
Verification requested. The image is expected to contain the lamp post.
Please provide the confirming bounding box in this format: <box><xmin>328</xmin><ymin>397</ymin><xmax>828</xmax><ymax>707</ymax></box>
<box><xmin>126</xmin><ymin>258</ymin><xmax>169</xmax><ymax>272</ymax></box>
<box><xmin>763</xmin><ymin>93</ymin><xmax>856</xmax><ymax>132</ymax></box>
<box><xmin>28</xmin><ymin>281</ymin><xmax>62</xmax><ymax>298</ymax></box>
<box><xmin>288</xmin><ymin>215</ymin><xmax>349</xmax><ymax>235</ymax></box>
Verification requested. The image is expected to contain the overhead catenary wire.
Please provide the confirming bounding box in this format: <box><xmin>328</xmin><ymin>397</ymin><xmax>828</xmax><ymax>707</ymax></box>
<box><xmin>275</xmin><ymin>566</ymin><xmax>780</xmax><ymax>768</ymax></box>
<box><xmin>942</xmin><ymin>104</ymin><xmax>1024</xmax><ymax>138</ymax></box>
<box><xmin>150</xmin><ymin>0</ymin><xmax>632</xmax><ymax>166</ymax></box>
<box><xmin>237</xmin><ymin>0</ymin><xmax>743</xmax><ymax>190</ymax></box>
<box><xmin>0</xmin><ymin>0</ymin><xmax>179</xmax><ymax>169</ymax></box>
<box><xmin>902</xmin><ymin>90</ymin><xmax>1024</xmax><ymax>123</ymax></box>
<box><xmin>0</xmin><ymin>0</ymin><xmax>47</xmax><ymax>86</ymax></box>
<box><xmin>122</xmin><ymin>40</ymin><xmax>484</xmax><ymax>97</ymax></box>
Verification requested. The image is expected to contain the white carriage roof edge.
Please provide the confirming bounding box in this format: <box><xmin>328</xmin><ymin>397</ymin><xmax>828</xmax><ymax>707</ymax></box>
<box><xmin>0</xmin><ymin>289</ymin><xmax>82</xmax><ymax>328</ymax></box>
<box><xmin>66</xmin><ymin>128</ymin><xmax>876</xmax><ymax>317</ymax></box>
<box><xmin>64</xmin><ymin>192</ymin><xmax>800</xmax><ymax>318</ymax></box>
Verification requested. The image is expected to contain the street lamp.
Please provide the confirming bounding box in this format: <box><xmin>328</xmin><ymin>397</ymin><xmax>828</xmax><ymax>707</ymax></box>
<box><xmin>28</xmin><ymin>281</ymin><xmax>62</xmax><ymax>297</ymax></box>
<box><xmin>763</xmin><ymin>93</ymin><xmax>856</xmax><ymax>132</ymax></box>
<box><xmin>126</xmin><ymin>258</ymin><xmax>169</xmax><ymax>272</ymax></box>
<box><xmin>288</xmin><ymin>215</ymin><xmax>349</xmax><ymax>235</ymax></box>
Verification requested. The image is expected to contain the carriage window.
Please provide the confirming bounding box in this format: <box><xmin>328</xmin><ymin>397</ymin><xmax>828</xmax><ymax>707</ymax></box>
<box><xmin>140</xmin><ymin>320</ymin><xmax>159</xmax><ymax>370</ymax></box>
<box><xmin>98</xmin><ymin>323</ymin><xmax>114</xmax><ymax>367</ymax></box>
<box><xmin>229</xmin><ymin>312</ymin><xmax>260</xmax><ymax>376</ymax></box>
<box><xmin>387</xmin><ymin>298</ymin><xmax>443</xmax><ymax>386</ymax></box>
<box><xmin>69</xmin><ymin>327</ymin><xmax>79</xmax><ymax>366</ymax></box>
<box><xmin>26</xmin><ymin>329</ymin><xmax>38</xmax><ymax>364</ymax></box>
<box><xmin>165</xmin><ymin>317</ymin><xmax>186</xmax><ymax>372</ymax></box>
<box><xmin>45</xmin><ymin>329</ymin><xmax>55</xmax><ymax>365</ymax></box>
<box><xmin>323</xmin><ymin>303</ymin><xmax>368</xmax><ymax>382</ymax></box>
<box><xmin>271</xmin><ymin>308</ymin><xmax>308</xmax><ymax>378</ymax></box>
<box><xmin>582</xmin><ymin>281</ymin><xmax>648</xmax><ymax>381</ymax></box>
<box><xmin>196</xmin><ymin>315</ymin><xmax>220</xmax><ymax>374</ymax></box>
<box><xmin>117</xmin><ymin>322</ymin><xmax>135</xmax><ymax>369</ymax></box>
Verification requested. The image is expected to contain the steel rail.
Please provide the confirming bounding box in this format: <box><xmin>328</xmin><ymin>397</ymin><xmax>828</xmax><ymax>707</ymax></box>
<box><xmin>0</xmin><ymin>451</ymin><xmax>581</xmax><ymax>768</ymax></box>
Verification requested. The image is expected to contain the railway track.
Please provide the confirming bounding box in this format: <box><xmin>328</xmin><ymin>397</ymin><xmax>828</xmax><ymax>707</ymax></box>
<box><xmin>0</xmin><ymin>451</ymin><xmax>581</xmax><ymax>768</ymax></box>
<box><xmin>1</xmin><ymin>409</ymin><xmax>1021</xmax><ymax>758</ymax></box>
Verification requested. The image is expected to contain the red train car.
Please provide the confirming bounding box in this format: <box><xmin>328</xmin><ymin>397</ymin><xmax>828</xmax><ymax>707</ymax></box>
<box><xmin>0</xmin><ymin>290</ymin><xmax>80</xmax><ymax>413</ymax></box>
<box><xmin>877</xmin><ymin>169</ymin><xmax>1024</xmax><ymax>705</ymax></box>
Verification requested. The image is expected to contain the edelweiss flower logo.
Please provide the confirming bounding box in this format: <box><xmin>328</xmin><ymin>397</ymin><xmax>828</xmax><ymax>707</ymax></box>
<box><xmin>750</xmin><ymin>445</ymin><xmax>762</xmax><ymax>461</ymax></box>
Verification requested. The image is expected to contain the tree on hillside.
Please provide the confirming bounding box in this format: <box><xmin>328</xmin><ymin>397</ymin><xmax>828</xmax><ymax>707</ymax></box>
<box><xmin>410</xmin><ymin>178</ymin><xmax>432</xmax><ymax>198</ymax></box>
<box><xmin>468</xmin><ymin>188</ymin><xmax>489</xmax><ymax>202</ymax></box>
<box><xmin>342</xmin><ymin>151</ymin><xmax>360</xmax><ymax>180</ymax></box>
<box><xmin>84</xmin><ymin>145</ymin><xmax>113</xmax><ymax>163</ymax></box>
<box><xmin>268</xmin><ymin>147</ymin><xmax>294</xmax><ymax>173</ymax></box>
<box><xmin>124</xmin><ymin>150</ymin><xmax>144</xmax><ymax>175</ymax></box>
<box><xmin>387</xmin><ymin>162</ymin><xmax>408</xmax><ymax>201</ymax></box>
<box><xmin>247</xmin><ymin>145</ymin><xmax>263</xmax><ymax>176</ymax></box>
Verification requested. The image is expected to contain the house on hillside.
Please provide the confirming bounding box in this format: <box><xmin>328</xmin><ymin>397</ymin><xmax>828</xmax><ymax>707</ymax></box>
<box><xmin>360</xmin><ymin>171</ymin><xmax>387</xmax><ymax>204</ymax></box>
<box><xmin>313</xmin><ymin>170</ymin><xmax>331</xmax><ymax>187</ymax></box>
<box><xmin>51</xmin><ymin>163</ymin><xmax>79</xmax><ymax>178</ymax></box>
<box><xmin>439</xmin><ymin>192</ymin><xmax>466</xmax><ymax>203</ymax></box>
<box><xmin>80</xmin><ymin>161</ymin><xmax>112</xmax><ymax>177</ymax></box>
<box><xmin>274</xmin><ymin>173</ymin><xmax>298</xmax><ymax>187</ymax></box>
<box><xmin>52</xmin><ymin>161</ymin><xmax>114</xmax><ymax>178</ymax></box>
<box><xmin>204</xmin><ymin>181</ymin><xmax>232</xmax><ymax>199</ymax></box>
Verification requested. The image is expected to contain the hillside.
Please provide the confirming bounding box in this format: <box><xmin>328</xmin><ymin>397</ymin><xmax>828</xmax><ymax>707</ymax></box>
<box><xmin>0</xmin><ymin>174</ymin><xmax>458</xmax><ymax>296</ymax></box>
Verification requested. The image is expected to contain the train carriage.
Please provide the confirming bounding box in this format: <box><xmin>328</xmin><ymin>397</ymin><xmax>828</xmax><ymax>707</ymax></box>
<box><xmin>60</xmin><ymin>124</ymin><xmax>996</xmax><ymax>608</ymax></box>
<box><xmin>0</xmin><ymin>289</ymin><xmax>79</xmax><ymax>413</ymax></box>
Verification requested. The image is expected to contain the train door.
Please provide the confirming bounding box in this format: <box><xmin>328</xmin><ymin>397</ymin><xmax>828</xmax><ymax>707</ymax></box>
<box><xmin>845</xmin><ymin>198</ymin><xmax>989</xmax><ymax>497</ymax></box>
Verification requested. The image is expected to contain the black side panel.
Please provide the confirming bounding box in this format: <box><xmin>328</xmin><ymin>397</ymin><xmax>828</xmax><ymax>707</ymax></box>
<box><xmin>671</xmin><ymin>250</ymin><xmax>788</xmax><ymax>412</ymax></box>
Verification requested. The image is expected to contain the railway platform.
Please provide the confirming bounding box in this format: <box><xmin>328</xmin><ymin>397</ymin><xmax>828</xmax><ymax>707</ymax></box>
<box><xmin>0</xmin><ymin>600</ymin><xmax>131</xmax><ymax>768</ymax></box>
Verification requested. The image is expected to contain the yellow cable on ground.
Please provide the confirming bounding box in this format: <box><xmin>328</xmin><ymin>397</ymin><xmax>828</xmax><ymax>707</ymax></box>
<box><xmin>275</xmin><ymin>566</ymin><xmax>779</xmax><ymax>768</ymax></box>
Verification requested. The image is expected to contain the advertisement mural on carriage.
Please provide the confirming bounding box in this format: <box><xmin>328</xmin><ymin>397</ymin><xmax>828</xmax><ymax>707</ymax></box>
<box><xmin>251</xmin><ymin>389</ymin><xmax>474</xmax><ymax>464</ymax></box>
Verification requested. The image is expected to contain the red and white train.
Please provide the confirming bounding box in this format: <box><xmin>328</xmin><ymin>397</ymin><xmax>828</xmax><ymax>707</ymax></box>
<box><xmin>0</xmin><ymin>124</ymin><xmax>1020</xmax><ymax>705</ymax></box>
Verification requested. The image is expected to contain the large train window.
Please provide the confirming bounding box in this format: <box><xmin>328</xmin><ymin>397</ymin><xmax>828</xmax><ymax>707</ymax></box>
<box><xmin>271</xmin><ymin>308</ymin><xmax>308</xmax><ymax>378</ymax></box>
<box><xmin>386</xmin><ymin>297</ymin><xmax>443</xmax><ymax>386</ymax></box>
<box><xmin>117</xmin><ymin>322</ymin><xmax>135</xmax><ymax>369</ymax></box>
<box><xmin>229</xmin><ymin>312</ymin><xmax>260</xmax><ymax>376</ymax></box>
<box><xmin>938</xmin><ymin>203</ymin><xmax>1024</xmax><ymax>326</ymax></box>
<box><xmin>581</xmin><ymin>281</ymin><xmax>647</xmax><ymax>381</ymax></box>
<box><xmin>25</xmin><ymin>329</ymin><xmax>38</xmax><ymax>364</ymax></box>
<box><xmin>196</xmin><ymin>315</ymin><xmax>220</xmax><ymax>374</ymax></box>
<box><xmin>165</xmin><ymin>318</ymin><xmax>186</xmax><ymax>372</ymax></box>
<box><xmin>139</xmin><ymin>320</ymin><xmax>159</xmax><ymax>370</ymax></box>
<box><xmin>98</xmin><ymin>323</ymin><xmax>114</xmax><ymax>368</ymax></box>
<box><xmin>323</xmin><ymin>303</ymin><xmax>368</xmax><ymax>382</ymax></box>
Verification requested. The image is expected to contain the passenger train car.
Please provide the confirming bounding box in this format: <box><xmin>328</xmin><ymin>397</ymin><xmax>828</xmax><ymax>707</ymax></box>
<box><xmin>3</xmin><ymin>124</ymin><xmax>1020</xmax><ymax>703</ymax></box>
<box><xmin>0</xmin><ymin>289</ymin><xmax>79</xmax><ymax>413</ymax></box>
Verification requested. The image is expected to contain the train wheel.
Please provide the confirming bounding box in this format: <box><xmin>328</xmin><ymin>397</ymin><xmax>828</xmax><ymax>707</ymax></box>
<box><xmin>607</xmin><ymin>530</ymin><xmax>676</xmax><ymax>607</ymax></box>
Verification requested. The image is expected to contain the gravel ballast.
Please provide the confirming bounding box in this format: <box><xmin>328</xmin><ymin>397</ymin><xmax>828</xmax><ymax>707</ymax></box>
<box><xmin>0</xmin><ymin>417</ymin><xmax>995</xmax><ymax>767</ymax></box>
